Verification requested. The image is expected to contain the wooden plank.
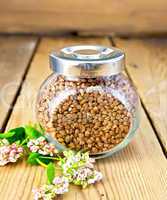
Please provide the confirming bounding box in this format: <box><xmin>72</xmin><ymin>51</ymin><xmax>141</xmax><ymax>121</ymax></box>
<box><xmin>114</xmin><ymin>38</ymin><xmax>167</xmax><ymax>153</ymax></box>
<box><xmin>0</xmin><ymin>36</ymin><xmax>38</xmax><ymax>131</ymax></box>
<box><xmin>1</xmin><ymin>37</ymin><xmax>167</xmax><ymax>200</ymax></box>
<box><xmin>0</xmin><ymin>1</ymin><xmax>167</xmax><ymax>35</ymax></box>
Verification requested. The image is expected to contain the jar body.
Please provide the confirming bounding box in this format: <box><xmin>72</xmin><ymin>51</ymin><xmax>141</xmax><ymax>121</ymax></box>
<box><xmin>36</xmin><ymin>73</ymin><xmax>140</xmax><ymax>159</ymax></box>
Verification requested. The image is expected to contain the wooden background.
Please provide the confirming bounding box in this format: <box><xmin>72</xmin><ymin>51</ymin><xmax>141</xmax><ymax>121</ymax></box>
<box><xmin>0</xmin><ymin>36</ymin><xmax>166</xmax><ymax>200</ymax></box>
<box><xmin>0</xmin><ymin>0</ymin><xmax>167</xmax><ymax>35</ymax></box>
<box><xmin>0</xmin><ymin>1</ymin><xmax>167</xmax><ymax>199</ymax></box>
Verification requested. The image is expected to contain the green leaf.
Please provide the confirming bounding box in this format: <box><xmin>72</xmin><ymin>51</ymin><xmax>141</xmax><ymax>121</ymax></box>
<box><xmin>39</xmin><ymin>157</ymin><xmax>53</xmax><ymax>165</ymax></box>
<box><xmin>35</xmin><ymin>158</ymin><xmax>48</xmax><ymax>168</ymax></box>
<box><xmin>0</xmin><ymin>127</ymin><xmax>25</xmax><ymax>144</ymax></box>
<box><xmin>0</xmin><ymin>131</ymin><xmax>16</xmax><ymax>139</ymax></box>
<box><xmin>47</xmin><ymin>162</ymin><xmax>55</xmax><ymax>184</ymax></box>
<box><xmin>27</xmin><ymin>153</ymin><xmax>53</xmax><ymax>166</ymax></box>
<box><xmin>27</xmin><ymin>152</ymin><xmax>40</xmax><ymax>165</ymax></box>
<box><xmin>10</xmin><ymin>127</ymin><xmax>25</xmax><ymax>141</ymax></box>
<box><xmin>15</xmin><ymin>140</ymin><xmax>21</xmax><ymax>145</ymax></box>
<box><xmin>25</xmin><ymin>125</ymin><xmax>43</xmax><ymax>139</ymax></box>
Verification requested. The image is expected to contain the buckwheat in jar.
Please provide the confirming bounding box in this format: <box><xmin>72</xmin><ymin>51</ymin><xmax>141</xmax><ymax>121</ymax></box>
<box><xmin>36</xmin><ymin>45</ymin><xmax>140</xmax><ymax>159</ymax></box>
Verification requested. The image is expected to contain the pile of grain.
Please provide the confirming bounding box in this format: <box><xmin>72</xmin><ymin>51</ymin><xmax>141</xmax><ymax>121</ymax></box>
<box><xmin>37</xmin><ymin>75</ymin><xmax>133</xmax><ymax>154</ymax></box>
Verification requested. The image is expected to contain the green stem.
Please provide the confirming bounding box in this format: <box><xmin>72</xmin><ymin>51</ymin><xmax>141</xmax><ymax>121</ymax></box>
<box><xmin>39</xmin><ymin>156</ymin><xmax>60</xmax><ymax>161</ymax></box>
<box><xmin>57</xmin><ymin>155</ymin><xmax>65</xmax><ymax>162</ymax></box>
<box><xmin>36</xmin><ymin>158</ymin><xmax>47</xmax><ymax>168</ymax></box>
<box><xmin>21</xmin><ymin>137</ymin><xmax>29</xmax><ymax>145</ymax></box>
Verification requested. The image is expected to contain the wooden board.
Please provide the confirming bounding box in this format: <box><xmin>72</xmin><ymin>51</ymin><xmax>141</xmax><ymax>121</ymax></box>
<box><xmin>114</xmin><ymin>38</ymin><xmax>167</xmax><ymax>153</ymax></box>
<box><xmin>1</xmin><ymin>1</ymin><xmax>167</xmax><ymax>35</ymax></box>
<box><xmin>0</xmin><ymin>36</ymin><xmax>38</xmax><ymax>132</ymax></box>
<box><xmin>1</xmin><ymin>37</ymin><xmax>166</xmax><ymax>200</ymax></box>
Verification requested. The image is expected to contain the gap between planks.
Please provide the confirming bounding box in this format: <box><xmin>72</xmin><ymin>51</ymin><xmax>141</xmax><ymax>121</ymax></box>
<box><xmin>0</xmin><ymin>36</ymin><xmax>39</xmax><ymax>132</ymax></box>
<box><xmin>1</xmin><ymin>36</ymin><xmax>166</xmax><ymax>200</ymax></box>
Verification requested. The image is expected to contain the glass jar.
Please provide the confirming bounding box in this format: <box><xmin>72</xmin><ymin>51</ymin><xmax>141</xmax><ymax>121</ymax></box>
<box><xmin>36</xmin><ymin>45</ymin><xmax>140</xmax><ymax>159</ymax></box>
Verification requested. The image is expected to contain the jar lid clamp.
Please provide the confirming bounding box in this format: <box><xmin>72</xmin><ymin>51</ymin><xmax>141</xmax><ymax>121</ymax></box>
<box><xmin>50</xmin><ymin>45</ymin><xmax>125</xmax><ymax>77</ymax></box>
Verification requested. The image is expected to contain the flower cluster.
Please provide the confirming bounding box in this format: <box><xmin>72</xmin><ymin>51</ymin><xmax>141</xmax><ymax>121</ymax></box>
<box><xmin>52</xmin><ymin>176</ymin><xmax>69</xmax><ymax>194</ymax></box>
<box><xmin>0</xmin><ymin>139</ymin><xmax>24</xmax><ymax>166</ymax></box>
<box><xmin>0</xmin><ymin>125</ymin><xmax>104</xmax><ymax>200</ymax></box>
<box><xmin>58</xmin><ymin>150</ymin><xmax>103</xmax><ymax>188</ymax></box>
<box><xmin>32</xmin><ymin>176</ymin><xmax>69</xmax><ymax>200</ymax></box>
<box><xmin>73</xmin><ymin>167</ymin><xmax>103</xmax><ymax>187</ymax></box>
<box><xmin>33</xmin><ymin>184</ymin><xmax>56</xmax><ymax>200</ymax></box>
<box><xmin>27</xmin><ymin>136</ymin><xmax>58</xmax><ymax>156</ymax></box>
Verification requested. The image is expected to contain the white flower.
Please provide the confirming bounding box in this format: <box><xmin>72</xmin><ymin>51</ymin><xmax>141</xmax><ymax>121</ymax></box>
<box><xmin>32</xmin><ymin>188</ymin><xmax>43</xmax><ymax>200</ymax></box>
<box><xmin>0</xmin><ymin>139</ymin><xmax>9</xmax><ymax>146</ymax></box>
<box><xmin>85</xmin><ymin>157</ymin><xmax>95</xmax><ymax>169</ymax></box>
<box><xmin>0</xmin><ymin>142</ymin><xmax>24</xmax><ymax>166</ymax></box>
<box><xmin>32</xmin><ymin>185</ymin><xmax>55</xmax><ymax>200</ymax></box>
<box><xmin>38</xmin><ymin>150</ymin><xmax>47</xmax><ymax>155</ymax></box>
<box><xmin>38</xmin><ymin>137</ymin><xmax>46</xmax><ymax>142</ymax></box>
<box><xmin>87</xmin><ymin>170</ymin><xmax>103</xmax><ymax>184</ymax></box>
<box><xmin>53</xmin><ymin>176</ymin><xmax>69</xmax><ymax>194</ymax></box>
<box><xmin>58</xmin><ymin>150</ymin><xmax>103</xmax><ymax>187</ymax></box>
<box><xmin>73</xmin><ymin>167</ymin><xmax>93</xmax><ymax>181</ymax></box>
<box><xmin>32</xmin><ymin>176</ymin><xmax>69</xmax><ymax>200</ymax></box>
<box><xmin>72</xmin><ymin>167</ymin><xmax>102</xmax><ymax>188</ymax></box>
<box><xmin>27</xmin><ymin>137</ymin><xmax>58</xmax><ymax>156</ymax></box>
<box><xmin>30</xmin><ymin>145</ymin><xmax>39</xmax><ymax>152</ymax></box>
<box><xmin>0</xmin><ymin>158</ymin><xmax>8</xmax><ymax>166</ymax></box>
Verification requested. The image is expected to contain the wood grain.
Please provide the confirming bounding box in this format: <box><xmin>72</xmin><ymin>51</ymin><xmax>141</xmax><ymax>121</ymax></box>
<box><xmin>0</xmin><ymin>36</ymin><xmax>38</xmax><ymax>131</ymax></box>
<box><xmin>114</xmin><ymin>38</ymin><xmax>167</xmax><ymax>153</ymax></box>
<box><xmin>1</xmin><ymin>37</ymin><xmax>166</xmax><ymax>200</ymax></box>
<box><xmin>0</xmin><ymin>1</ymin><xmax>167</xmax><ymax>35</ymax></box>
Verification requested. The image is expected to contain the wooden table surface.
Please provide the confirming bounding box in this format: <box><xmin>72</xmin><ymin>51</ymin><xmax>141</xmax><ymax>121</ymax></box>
<box><xmin>0</xmin><ymin>35</ymin><xmax>167</xmax><ymax>200</ymax></box>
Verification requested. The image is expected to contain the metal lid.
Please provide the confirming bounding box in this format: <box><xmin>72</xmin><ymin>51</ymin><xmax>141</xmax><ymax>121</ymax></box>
<box><xmin>50</xmin><ymin>45</ymin><xmax>125</xmax><ymax>77</ymax></box>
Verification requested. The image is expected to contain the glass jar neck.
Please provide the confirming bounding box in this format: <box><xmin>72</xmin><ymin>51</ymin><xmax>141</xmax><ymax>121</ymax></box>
<box><xmin>53</xmin><ymin>72</ymin><xmax>122</xmax><ymax>81</ymax></box>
